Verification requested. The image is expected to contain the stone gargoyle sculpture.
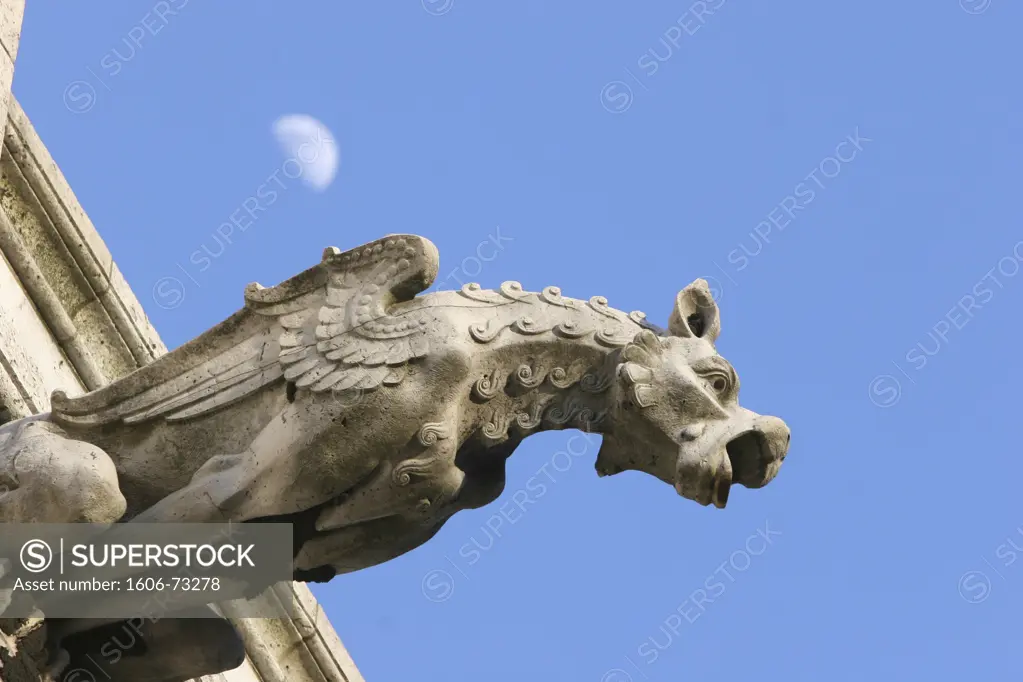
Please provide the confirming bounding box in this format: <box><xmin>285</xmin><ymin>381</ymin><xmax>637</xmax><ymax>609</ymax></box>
<box><xmin>0</xmin><ymin>234</ymin><xmax>789</xmax><ymax>679</ymax></box>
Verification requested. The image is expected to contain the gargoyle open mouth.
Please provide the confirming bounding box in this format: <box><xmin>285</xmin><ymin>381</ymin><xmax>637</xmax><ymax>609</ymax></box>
<box><xmin>711</xmin><ymin>430</ymin><xmax>771</xmax><ymax>509</ymax></box>
<box><xmin>675</xmin><ymin>428</ymin><xmax>780</xmax><ymax>510</ymax></box>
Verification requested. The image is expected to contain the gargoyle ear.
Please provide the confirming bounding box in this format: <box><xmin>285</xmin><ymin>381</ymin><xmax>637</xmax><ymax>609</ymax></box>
<box><xmin>667</xmin><ymin>279</ymin><xmax>720</xmax><ymax>342</ymax></box>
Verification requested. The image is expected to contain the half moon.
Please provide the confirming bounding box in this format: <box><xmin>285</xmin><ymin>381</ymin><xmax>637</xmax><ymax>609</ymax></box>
<box><xmin>271</xmin><ymin>114</ymin><xmax>339</xmax><ymax>191</ymax></box>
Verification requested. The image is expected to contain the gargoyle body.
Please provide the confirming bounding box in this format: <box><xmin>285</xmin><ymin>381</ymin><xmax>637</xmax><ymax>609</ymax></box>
<box><xmin>0</xmin><ymin>232</ymin><xmax>789</xmax><ymax>591</ymax></box>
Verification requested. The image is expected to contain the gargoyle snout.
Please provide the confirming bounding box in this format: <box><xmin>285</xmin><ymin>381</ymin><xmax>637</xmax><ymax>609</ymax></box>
<box><xmin>674</xmin><ymin>409</ymin><xmax>790</xmax><ymax>509</ymax></box>
<box><xmin>725</xmin><ymin>415</ymin><xmax>790</xmax><ymax>489</ymax></box>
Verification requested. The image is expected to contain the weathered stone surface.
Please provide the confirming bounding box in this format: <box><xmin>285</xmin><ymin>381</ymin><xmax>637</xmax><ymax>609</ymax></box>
<box><xmin>1</xmin><ymin>234</ymin><xmax>790</xmax><ymax>666</ymax></box>
<box><xmin>0</xmin><ymin>0</ymin><xmax>19</xmax><ymax>161</ymax></box>
<box><xmin>0</xmin><ymin>0</ymin><xmax>22</xmax><ymax>63</ymax></box>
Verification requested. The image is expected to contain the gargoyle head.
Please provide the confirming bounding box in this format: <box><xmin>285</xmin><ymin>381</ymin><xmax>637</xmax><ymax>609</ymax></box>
<box><xmin>595</xmin><ymin>279</ymin><xmax>790</xmax><ymax>508</ymax></box>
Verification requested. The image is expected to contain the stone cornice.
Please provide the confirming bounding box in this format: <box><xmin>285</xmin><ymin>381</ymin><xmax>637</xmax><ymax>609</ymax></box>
<box><xmin>1</xmin><ymin>96</ymin><xmax>167</xmax><ymax>376</ymax></box>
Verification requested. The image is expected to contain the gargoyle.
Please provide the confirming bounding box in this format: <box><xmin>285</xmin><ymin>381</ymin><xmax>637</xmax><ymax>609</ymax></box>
<box><xmin>0</xmin><ymin>234</ymin><xmax>789</xmax><ymax>678</ymax></box>
<box><xmin>1</xmin><ymin>231</ymin><xmax>790</xmax><ymax>571</ymax></box>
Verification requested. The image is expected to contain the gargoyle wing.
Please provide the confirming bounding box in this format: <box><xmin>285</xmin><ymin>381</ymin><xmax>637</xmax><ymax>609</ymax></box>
<box><xmin>51</xmin><ymin>235</ymin><xmax>439</xmax><ymax>426</ymax></box>
<box><xmin>272</xmin><ymin>235</ymin><xmax>439</xmax><ymax>397</ymax></box>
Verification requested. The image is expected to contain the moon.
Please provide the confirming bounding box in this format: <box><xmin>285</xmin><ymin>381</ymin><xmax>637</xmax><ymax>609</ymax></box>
<box><xmin>271</xmin><ymin>114</ymin><xmax>339</xmax><ymax>191</ymax></box>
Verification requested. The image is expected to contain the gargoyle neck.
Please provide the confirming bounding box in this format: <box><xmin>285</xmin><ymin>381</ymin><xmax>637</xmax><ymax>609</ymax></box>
<box><xmin>475</xmin><ymin>349</ymin><xmax>621</xmax><ymax>439</ymax></box>
<box><xmin>468</xmin><ymin>341</ymin><xmax>632</xmax><ymax>446</ymax></box>
<box><xmin>446</xmin><ymin>281</ymin><xmax>652</xmax><ymax>443</ymax></box>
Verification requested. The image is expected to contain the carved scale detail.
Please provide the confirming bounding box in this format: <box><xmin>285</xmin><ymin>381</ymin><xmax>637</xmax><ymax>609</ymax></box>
<box><xmin>510</xmin><ymin>363</ymin><xmax>546</xmax><ymax>390</ymax></box>
<box><xmin>480</xmin><ymin>390</ymin><xmax>607</xmax><ymax>443</ymax></box>
<box><xmin>515</xmin><ymin>396</ymin><xmax>554</xmax><ymax>430</ymax></box>
<box><xmin>545</xmin><ymin>397</ymin><xmax>604</xmax><ymax>432</ymax></box>
<box><xmin>472</xmin><ymin>372</ymin><xmax>502</xmax><ymax>402</ymax></box>
<box><xmin>417</xmin><ymin>422</ymin><xmax>451</xmax><ymax>447</ymax></box>
<box><xmin>481</xmin><ymin>410</ymin><xmax>512</xmax><ymax>442</ymax></box>
<box><xmin>580</xmin><ymin>372</ymin><xmax>614</xmax><ymax>394</ymax></box>
<box><xmin>464</xmin><ymin>281</ymin><xmax>646</xmax><ymax>349</ymax></box>
<box><xmin>392</xmin><ymin>422</ymin><xmax>452</xmax><ymax>486</ymax></box>
<box><xmin>468</xmin><ymin>365</ymin><xmax>613</xmax><ymax>404</ymax></box>
<box><xmin>548</xmin><ymin>366</ymin><xmax>573</xmax><ymax>389</ymax></box>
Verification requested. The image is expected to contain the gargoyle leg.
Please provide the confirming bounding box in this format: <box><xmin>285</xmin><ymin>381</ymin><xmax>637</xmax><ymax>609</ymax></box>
<box><xmin>315</xmin><ymin>416</ymin><xmax>464</xmax><ymax>532</ymax></box>
<box><xmin>0</xmin><ymin>420</ymin><xmax>125</xmax><ymax>524</ymax></box>
<box><xmin>131</xmin><ymin>401</ymin><xmax>361</xmax><ymax>524</ymax></box>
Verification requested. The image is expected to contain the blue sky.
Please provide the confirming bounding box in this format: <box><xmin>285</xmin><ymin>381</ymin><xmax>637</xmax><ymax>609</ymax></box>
<box><xmin>12</xmin><ymin>1</ymin><xmax>1023</xmax><ymax>680</ymax></box>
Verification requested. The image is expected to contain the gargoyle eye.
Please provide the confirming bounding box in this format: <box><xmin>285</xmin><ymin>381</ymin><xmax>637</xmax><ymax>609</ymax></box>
<box><xmin>691</xmin><ymin>357</ymin><xmax>737</xmax><ymax>400</ymax></box>
<box><xmin>701</xmin><ymin>372</ymin><xmax>730</xmax><ymax>397</ymax></box>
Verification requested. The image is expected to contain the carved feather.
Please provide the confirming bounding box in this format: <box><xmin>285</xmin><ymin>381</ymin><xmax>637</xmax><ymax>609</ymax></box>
<box><xmin>50</xmin><ymin>235</ymin><xmax>440</xmax><ymax>426</ymax></box>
